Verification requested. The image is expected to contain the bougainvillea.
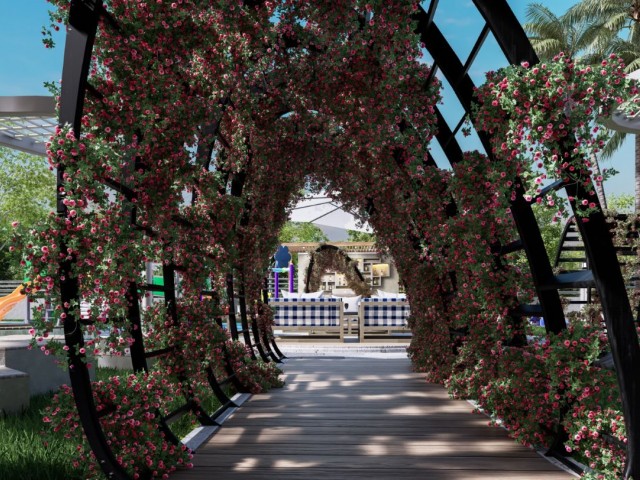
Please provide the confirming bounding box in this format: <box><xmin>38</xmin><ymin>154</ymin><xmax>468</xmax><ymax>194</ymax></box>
<box><xmin>21</xmin><ymin>1</ymin><xmax>639</xmax><ymax>478</ymax></box>
<box><xmin>44</xmin><ymin>371</ymin><xmax>193</xmax><ymax>479</ymax></box>
<box><xmin>474</xmin><ymin>53</ymin><xmax>636</xmax><ymax>217</ymax></box>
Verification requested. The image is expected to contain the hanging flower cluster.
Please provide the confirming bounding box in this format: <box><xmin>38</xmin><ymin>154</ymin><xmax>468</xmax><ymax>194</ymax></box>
<box><xmin>43</xmin><ymin>371</ymin><xmax>193</xmax><ymax>479</ymax></box>
<box><xmin>475</xmin><ymin>54</ymin><xmax>634</xmax><ymax>218</ymax></box>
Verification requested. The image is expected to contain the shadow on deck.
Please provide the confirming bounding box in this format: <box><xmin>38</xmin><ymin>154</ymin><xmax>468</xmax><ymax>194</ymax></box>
<box><xmin>170</xmin><ymin>356</ymin><xmax>575</xmax><ymax>480</ymax></box>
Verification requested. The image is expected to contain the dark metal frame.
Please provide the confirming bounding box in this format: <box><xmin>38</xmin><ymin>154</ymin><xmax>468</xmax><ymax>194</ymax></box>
<box><xmin>57</xmin><ymin>0</ymin><xmax>639</xmax><ymax>478</ymax></box>
<box><xmin>56</xmin><ymin>2</ymin><xmax>281</xmax><ymax>479</ymax></box>
<box><xmin>418</xmin><ymin>1</ymin><xmax>640</xmax><ymax>477</ymax></box>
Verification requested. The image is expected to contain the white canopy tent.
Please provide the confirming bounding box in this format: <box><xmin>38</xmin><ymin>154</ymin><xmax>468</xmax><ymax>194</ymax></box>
<box><xmin>289</xmin><ymin>194</ymin><xmax>373</xmax><ymax>241</ymax></box>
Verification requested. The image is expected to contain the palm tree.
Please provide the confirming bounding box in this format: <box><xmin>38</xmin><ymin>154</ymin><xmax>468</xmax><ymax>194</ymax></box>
<box><xmin>525</xmin><ymin>3</ymin><xmax>602</xmax><ymax>61</ymax></box>
<box><xmin>524</xmin><ymin>3</ymin><xmax>608</xmax><ymax>207</ymax></box>
<box><xmin>566</xmin><ymin>0</ymin><xmax>640</xmax><ymax>211</ymax></box>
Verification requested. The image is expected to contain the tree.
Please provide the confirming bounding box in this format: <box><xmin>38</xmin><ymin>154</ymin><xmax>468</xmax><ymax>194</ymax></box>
<box><xmin>347</xmin><ymin>229</ymin><xmax>376</xmax><ymax>242</ymax></box>
<box><xmin>525</xmin><ymin>3</ymin><xmax>602</xmax><ymax>61</ymax></box>
<box><xmin>0</xmin><ymin>147</ymin><xmax>56</xmax><ymax>279</ymax></box>
<box><xmin>278</xmin><ymin>221</ymin><xmax>328</xmax><ymax>243</ymax></box>
<box><xmin>608</xmin><ymin>193</ymin><xmax>635</xmax><ymax>213</ymax></box>
<box><xmin>532</xmin><ymin>204</ymin><xmax>564</xmax><ymax>263</ymax></box>
<box><xmin>277</xmin><ymin>222</ymin><xmax>329</xmax><ymax>267</ymax></box>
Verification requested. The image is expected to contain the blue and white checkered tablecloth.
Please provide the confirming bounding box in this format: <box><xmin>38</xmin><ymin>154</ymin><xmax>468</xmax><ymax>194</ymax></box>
<box><xmin>271</xmin><ymin>298</ymin><xmax>341</xmax><ymax>327</ymax></box>
<box><xmin>361</xmin><ymin>298</ymin><xmax>410</xmax><ymax>327</ymax></box>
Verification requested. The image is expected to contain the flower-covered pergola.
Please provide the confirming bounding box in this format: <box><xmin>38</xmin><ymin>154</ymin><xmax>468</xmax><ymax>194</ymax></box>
<box><xmin>24</xmin><ymin>0</ymin><xmax>640</xmax><ymax>478</ymax></box>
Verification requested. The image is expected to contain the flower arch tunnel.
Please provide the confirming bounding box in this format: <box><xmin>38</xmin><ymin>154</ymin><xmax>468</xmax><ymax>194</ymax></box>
<box><xmin>29</xmin><ymin>0</ymin><xmax>640</xmax><ymax>478</ymax></box>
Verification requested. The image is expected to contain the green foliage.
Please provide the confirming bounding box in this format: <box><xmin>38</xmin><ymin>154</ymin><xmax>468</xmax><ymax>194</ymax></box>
<box><xmin>532</xmin><ymin>203</ymin><xmax>564</xmax><ymax>262</ymax></box>
<box><xmin>607</xmin><ymin>193</ymin><xmax>635</xmax><ymax>213</ymax></box>
<box><xmin>347</xmin><ymin>229</ymin><xmax>376</xmax><ymax>242</ymax></box>
<box><xmin>278</xmin><ymin>221</ymin><xmax>328</xmax><ymax>243</ymax></box>
<box><xmin>0</xmin><ymin>147</ymin><xmax>55</xmax><ymax>279</ymax></box>
<box><xmin>524</xmin><ymin>3</ymin><xmax>603</xmax><ymax>62</ymax></box>
<box><xmin>507</xmin><ymin>203</ymin><xmax>564</xmax><ymax>270</ymax></box>
<box><xmin>0</xmin><ymin>394</ymin><xmax>83</xmax><ymax>480</ymax></box>
<box><xmin>277</xmin><ymin>221</ymin><xmax>329</xmax><ymax>265</ymax></box>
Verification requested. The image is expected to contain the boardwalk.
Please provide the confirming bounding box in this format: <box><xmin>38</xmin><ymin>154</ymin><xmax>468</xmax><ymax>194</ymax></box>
<box><xmin>172</xmin><ymin>356</ymin><xmax>574</xmax><ymax>480</ymax></box>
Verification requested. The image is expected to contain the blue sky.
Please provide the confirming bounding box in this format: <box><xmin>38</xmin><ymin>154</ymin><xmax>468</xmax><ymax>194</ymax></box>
<box><xmin>0</xmin><ymin>0</ymin><xmax>634</xmax><ymax>197</ymax></box>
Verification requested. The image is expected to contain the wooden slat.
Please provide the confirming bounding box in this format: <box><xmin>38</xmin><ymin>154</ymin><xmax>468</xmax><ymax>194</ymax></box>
<box><xmin>170</xmin><ymin>470</ymin><xmax>571</xmax><ymax>480</ymax></box>
<box><xmin>170</xmin><ymin>358</ymin><xmax>573</xmax><ymax>480</ymax></box>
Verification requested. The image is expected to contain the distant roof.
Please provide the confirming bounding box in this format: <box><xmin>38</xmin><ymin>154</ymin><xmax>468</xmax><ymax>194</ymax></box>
<box><xmin>0</xmin><ymin>96</ymin><xmax>56</xmax><ymax>156</ymax></box>
<box><xmin>290</xmin><ymin>194</ymin><xmax>372</xmax><ymax>233</ymax></box>
<box><xmin>282</xmin><ymin>242</ymin><xmax>378</xmax><ymax>253</ymax></box>
<box><xmin>602</xmin><ymin>69</ymin><xmax>640</xmax><ymax>134</ymax></box>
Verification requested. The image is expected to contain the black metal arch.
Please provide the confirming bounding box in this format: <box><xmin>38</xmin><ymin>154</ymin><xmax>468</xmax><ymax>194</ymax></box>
<box><xmin>55</xmin><ymin>1</ymin><xmax>640</xmax><ymax>478</ymax></box>
<box><xmin>418</xmin><ymin>1</ymin><xmax>640</xmax><ymax>477</ymax></box>
<box><xmin>56</xmin><ymin>2</ymin><xmax>283</xmax><ymax>479</ymax></box>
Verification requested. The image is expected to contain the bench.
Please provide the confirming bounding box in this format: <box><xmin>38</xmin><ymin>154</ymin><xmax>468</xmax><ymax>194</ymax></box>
<box><xmin>270</xmin><ymin>298</ymin><xmax>344</xmax><ymax>340</ymax></box>
<box><xmin>358</xmin><ymin>297</ymin><xmax>411</xmax><ymax>342</ymax></box>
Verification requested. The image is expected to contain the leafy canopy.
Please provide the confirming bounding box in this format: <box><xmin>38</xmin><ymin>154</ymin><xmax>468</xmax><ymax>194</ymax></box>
<box><xmin>278</xmin><ymin>221</ymin><xmax>329</xmax><ymax>243</ymax></box>
<box><xmin>0</xmin><ymin>147</ymin><xmax>55</xmax><ymax>278</ymax></box>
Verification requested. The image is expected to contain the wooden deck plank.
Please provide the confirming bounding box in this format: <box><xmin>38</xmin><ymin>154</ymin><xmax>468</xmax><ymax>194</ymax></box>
<box><xmin>196</xmin><ymin>443</ymin><xmax>541</xmax><ymax>457</ymax></box>
<box><xmin>170</xmin><ymin>357</ymin><xmax>574</xmax><ymax>480</ymax></box>
<box><xmin>172</xmin><ymin>468</ymin><xmax>572</xmax><ymax>480</ymax></box>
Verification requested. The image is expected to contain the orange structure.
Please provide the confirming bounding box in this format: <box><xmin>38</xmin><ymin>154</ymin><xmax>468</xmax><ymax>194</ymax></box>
<box><xmin>0</xmin><ymin>285</ymin><xmax>26</xmax><ymax>320</ymax></box>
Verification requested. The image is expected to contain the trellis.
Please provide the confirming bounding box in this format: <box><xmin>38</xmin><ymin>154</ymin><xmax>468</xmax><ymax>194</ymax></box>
<box><xmin>41</xmin><ymin>0</ymin><xmax>640</xmax><ymax>478</ymax></box>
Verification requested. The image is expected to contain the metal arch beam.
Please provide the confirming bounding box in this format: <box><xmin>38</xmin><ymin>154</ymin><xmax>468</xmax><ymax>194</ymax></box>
<box><xmin>57</xmin><ymin>1</ymin><xmax>131</xmax><ymax>479</ymax></box>
<box><xmin>432</xmin><ymin>106</ymin><xmax>463</xmax><ymax>166</ymax></box>
<box><xmin>468</xmin><ymin>1</ymin><xmax>640</xmax><ymax>477</ymax></box>
<box><xmin>472</xmin><ymin>0</ymin><xmax>539</xmax><ymax>67</ymax></box>
<box><xmin>564</xmin><ymin>184</ymin><xmax>640</xmax><ymax>480</ymax></box>
<box><xmin>415</xmin><ymin>5</ymin><xmax>566</xmax><ymax>334</ymax></box>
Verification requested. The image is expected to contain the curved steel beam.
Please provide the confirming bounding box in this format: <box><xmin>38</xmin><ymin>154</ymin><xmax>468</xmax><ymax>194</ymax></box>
<box><xmin>475</xmin><ymin>1</ymin><xmax>640</xmax><ymax>476</ymax></box>
<box><xmin>58</xmin><ymin>1</ymin><xmax>130</xmax><ymax>479</ymax></box>
<box><xmin>416</xmin><ymin>4</ymin><xmax>566</xmax><ymax>334</ymax></box>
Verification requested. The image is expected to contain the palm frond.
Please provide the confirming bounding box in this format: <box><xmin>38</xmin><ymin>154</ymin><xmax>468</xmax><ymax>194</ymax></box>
<box><xmin>600</xmin><ymin>130</ymin><xmax>628</xmax><ymax>160</ymax></box>
<box><xmin>526</xmin><ymin>3</ymin><xmax>561</xmax><ymax>27</ymax></box>
<box><xmin>527</xmin><ymin>38</ymin><xmax>564</xmax><ymax>60</ymax></box>
<box><xmin>523</xmin><ymin>20</ymin><xmax>564</xmax><ymax>40</ymax></box>
<box><xmin>599</xmin><ymin>13</ymin><xmax>633</xmax><ymax>34</ymax></box>
<box><xmin>567</xmin><ymin>0</ymin><xmax>632</xmax><ymax>24</ymax></box>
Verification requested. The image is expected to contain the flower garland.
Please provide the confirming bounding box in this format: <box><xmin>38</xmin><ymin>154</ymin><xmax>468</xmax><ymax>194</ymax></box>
<box><xmin>44</xmin><ymin>371</ymin><xmax>193</xmax><ymax>480</ymax></box>
<box><xmin>474</xmin><ymin>54</ymin><xmax>635</xmax><ymax>218</ymax></box>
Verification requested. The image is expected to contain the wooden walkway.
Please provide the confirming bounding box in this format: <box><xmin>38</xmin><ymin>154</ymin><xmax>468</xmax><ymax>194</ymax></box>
<box><xmin>171</xmin><ymin>357</ymin><xmax>574</xmax><ymax>480</ymax></box>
